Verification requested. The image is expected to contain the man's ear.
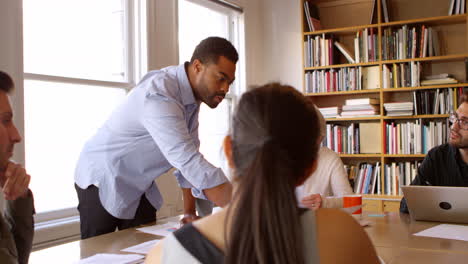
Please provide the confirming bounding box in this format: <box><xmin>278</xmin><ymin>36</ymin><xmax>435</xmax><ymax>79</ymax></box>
<box><xmin>192</xmin><ymin>59</ymin><xmax>203</xmax><ymax>74</ymax></box>
<box><xmin>223</xmin><ymin>135</ymin><xmax>235</xmax><ymax>169</ymax></box>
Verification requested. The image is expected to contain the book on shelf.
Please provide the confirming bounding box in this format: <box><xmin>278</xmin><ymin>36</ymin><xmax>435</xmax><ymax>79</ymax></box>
<box><xmin>303</xmin><ymin>35</ymin><xmax>339</xmax><ymax>67</ymax></box>
<box><xmin>384</xmin><ymin>161</ymin><xmax>421</xmax><ymax>195</ymax></box>
<box><xmin>352</xmin><ymin>163</ymin><xmax>381</xmax><ymax>194</ymax></box>
<box><xmin>384</xmin><ymin>119</ymin><xmax>448</xmax><ymax>155</ymax></box>
<box><xmin>424</xmin><ymin>73</ymin><xmax>452</xmax><ymax>80</ymax></box>
<box><xmin>342</xmin><ymin>104</ymin><xmax>379</xmax><ymax>111</ymax></box>
<box><xmin>354</xmin><ymin>28</ymin><xmax>377</xmax><ymax>63</ymax></box>
<box><xmin>382</xmin><ymin>0</ymin><xmax>390</xmax><ymax>23</ymax></box>
<box><xmin>465</xmin><ymin>58</ymin><xmax>468</xmax><ymax>82</ymax></box>
<box><xmin>347</xmin><ymin>161</ymin><xmax>422</xmax><ymax>195</ymax></box>
<box><xmin>319</xmin><ymin>106</ymin><xmax>342</xmax><ymax>118</ymax></box>
<box><xmin>384</xmin><ymin>102</ymin><xmax>413</xmax><ymax>116</ymax></box>
<box><xmin>359</xmin><ymin>122</ymin><xmax>381</xmax><ymax>153</ymax></box>
<box><xmin>305</xmin><ymin>67</ymin><xmax>363</xmax><ymax>93</ymax></box>
<box><xmin>449</xmin><ymin>0</ymin><xmax>456</xmax><ymax>15</ymax></box>
<box><xmin>345</xmin><ymin>98</ymin><xmax>380</xmax><ymax>105</ymax></box>
<box><xmin>382</xmin><ymin>62</ymin><xmax>421</xmax><ymax>88</ymax></box>
<box><xmin>420</xmin><ymin>77</ymin><xmax>458</xmax><ymax>86</ymax></box>
<box><xmin>324</xmin><ymin>123</ymin><xmax>359</xmax><ymax>153</ymax></box>
<box><xmin>341</xmin><ymin>99</ymin><xmax>380</xmax><ymax>117</ymax></box>
<box><xmin>382</xmin><ymin>25</ymin><xmax>440</xmax><ymax>60</ymax></box>
<box><xmin>448</xmin><ymin>0</ymin><xmax>465</xmax><ymax>16</ymax></box>
<box><xmin>362</xmin><ymin>66</ymin><xmax>380</xmax><ymax>89</ymax></box>
<box><xmin>369</xmin><ymin>0</ymin><xmax>377</xmax><ymax>24</ymax></box>
<box><xmin>303</xmin><ymin>1</ymin><xmax>322</xmax><ymax>31</ymax></box>
<box><xmin>412</xmin><ymin>88</ymin><xmax>456</xmax><ymax>115</ymax></box>
<box><xmin>334</xmin><ymin>41</ymin><xmax>355</xmax><ymax>63</ymax></box>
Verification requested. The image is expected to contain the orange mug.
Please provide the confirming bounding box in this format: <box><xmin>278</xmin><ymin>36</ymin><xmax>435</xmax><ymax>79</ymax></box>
<box><xmin>343</xmin><ymin>195</ymin><xmax>362</xmax><ymax>216</ymax></box>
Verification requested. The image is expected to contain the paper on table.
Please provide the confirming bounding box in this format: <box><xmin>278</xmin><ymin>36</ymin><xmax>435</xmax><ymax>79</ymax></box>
<box><xmin>121</xmin><ymin>239</ymin><xmax>161</xmax><ymax>255</ymax></box>
<box><xmin>136</xmin><ymin>221</ymin><xmax>180</xmax><ymax>237</ymax></box>
<box><xmin>413</xmin><ymin>224</ymin><xmax>468</xmax><ymax>241</ymax></box>
<box><xmin>74</xmin><ymin>253</ymin><xmax>144</xmax><ymax>264</ymax></box>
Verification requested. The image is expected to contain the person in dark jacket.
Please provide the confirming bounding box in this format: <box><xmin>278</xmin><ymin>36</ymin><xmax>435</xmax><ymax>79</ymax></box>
<box><xmin>0</xmin><ymin>71</ymin><xmax>34</xmax><ymax>264</ymax></box>
<box><xmin>400</xmin><ymin>91</ymin><xmax>468</xmax><ymax>213</ymax></box>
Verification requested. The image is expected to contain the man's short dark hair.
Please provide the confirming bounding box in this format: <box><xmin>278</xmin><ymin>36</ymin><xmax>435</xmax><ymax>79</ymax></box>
<box><xmin>190</xmin><ymin>37</ymin><xmax>238</xmax><ymax>65</ymax></box>
<box><xmin>0</xmin><ymin>71</ymin><xmax>14</xmax><ymax>93</ymax></box>
<box><xmin>460</xmin><ymin>90</ymin><xmax>468</xmax><ymax>106</ymax></box>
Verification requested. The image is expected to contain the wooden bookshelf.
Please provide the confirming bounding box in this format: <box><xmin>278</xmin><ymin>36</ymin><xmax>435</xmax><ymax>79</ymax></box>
<box><xmin>381</xmin><ymin>14</ymin><xmax>468</xmax><ymax>27</ymax></box>
<box><xmin>382</xmin><ymin>114</ymin><xmax>450</xmax><ymax>120</ymax></box>
<box><xmin>306</xmin><ymin>89</ymin><xmax>381</xmax><ymax>96</ymax></box>
<box><xmin>383</xmin><ymin>154</ymin><xmax>426</xmax><ymax>158</ymax></box>
<box><xmin>305</xmin><ymin>61</ymin><xmax>379</xmax><ymax>70</ymax></box>
<box><xmin>325</xmin><ymin>116</ymin><xmax>381</xmax><ymax>122</ymax></box>
<box><xmin>382</xmin><ymin>54</ymin><xmax>468</xmax><ymax>65</ymax></box>
<box><xmin>304</xmin><ymin>24</ymin><xmax>379</xmax><ymax>36</ymax></box>
<box><xmin>301</xmin><ymin>0</ymin><xmax>468</xmax><ymax>212</ymax></box>
<box><xmin>339</xmin><ymin>154</ymin><xmax>381</xmax><ymax>158</ymax></box>
<box><xmin>382</xmin><ymin>83</ymin><xmax>468</xmax><ymax>92</ymax></box>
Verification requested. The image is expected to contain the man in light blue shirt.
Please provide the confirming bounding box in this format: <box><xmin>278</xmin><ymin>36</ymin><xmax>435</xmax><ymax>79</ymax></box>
<box><xmin>74</xmin><ymin>37</ymin><xmax>237</xmax><ymax>239</ymax></box>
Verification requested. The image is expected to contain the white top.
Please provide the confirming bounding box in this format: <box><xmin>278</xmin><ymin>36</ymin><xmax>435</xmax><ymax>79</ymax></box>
<box><xmin>296</xmin><ymin>147</ymin><xmax>353</xmax><ymax>208</ymax></box>
<box><xmin>162</xmin><ymin>210</ymin><xmax>319</xmax><ymax>263</ymax></box>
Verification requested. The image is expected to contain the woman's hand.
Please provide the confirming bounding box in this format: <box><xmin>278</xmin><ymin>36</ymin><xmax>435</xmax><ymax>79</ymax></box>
<box><xmin>301</xmin><ymin>193</ymin><xmax>322</xmax><ymax>210</ymax></box>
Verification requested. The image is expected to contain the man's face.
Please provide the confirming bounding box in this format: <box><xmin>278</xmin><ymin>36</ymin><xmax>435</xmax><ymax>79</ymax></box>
<box><xmin>0</xmin><ymin>92</ymin><xmax>21</xmax><ymax>169</ymax></box>
<box><xmin>193</xmin><ymin>56</ymin><xmax>236</xmax><ymax>108</ymax></box>
<box><xmin>449</xmin><ymin>102</ymin><xmax>468</xmax><ymax>149</ymax></box>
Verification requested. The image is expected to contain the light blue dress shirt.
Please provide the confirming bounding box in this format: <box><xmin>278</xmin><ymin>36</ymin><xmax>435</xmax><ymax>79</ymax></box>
<box><xmin>75</xmin><ymin>63</ymin><xmax>228</xmax><ymax>219</ymax></box>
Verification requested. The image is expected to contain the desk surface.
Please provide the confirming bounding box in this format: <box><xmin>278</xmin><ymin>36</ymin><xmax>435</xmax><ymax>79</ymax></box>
<box><xmin>30</xmin><ymin>213</ymin><xmax>468</xmax><ymax>263</ymax></box>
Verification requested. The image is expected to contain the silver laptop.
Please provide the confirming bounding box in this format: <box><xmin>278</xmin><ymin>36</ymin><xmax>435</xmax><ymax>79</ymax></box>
<box><xmin>402</xmin><ymin>186</ymin><xmax>468</xmax><ymax>224</ymax></box>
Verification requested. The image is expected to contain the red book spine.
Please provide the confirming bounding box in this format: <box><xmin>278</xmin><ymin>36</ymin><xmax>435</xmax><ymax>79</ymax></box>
<box><xmin>383</xmin><ymin>121</ymin><xmax>387</xmax><ymax>154</ymax></box>
<box><xmin>338</xmin><ymin>127</ymin><xmax>342</xmax><ymax>153</ymax></box>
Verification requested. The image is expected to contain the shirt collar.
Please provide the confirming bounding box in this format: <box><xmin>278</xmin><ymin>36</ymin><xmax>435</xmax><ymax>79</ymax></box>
<box><xmin>177</xmin><ymin>62</ymin><xmax>198</xmax><ymax>106</ymax></box>
<box><xmin>450</xmin><ymin>144</ymin><xmax>468</xmax><ymax>167</ymax></box>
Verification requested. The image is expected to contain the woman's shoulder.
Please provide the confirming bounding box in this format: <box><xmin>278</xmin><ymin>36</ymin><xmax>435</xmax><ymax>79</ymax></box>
<box><xmin>319</xmin><ymin>147</ymin><xmax>340</xmax><ymax>160</ymax></box>
<box><xmin>192</xmin><ymin>209</ymin><xmax>227</xmax><ymax>251</ymax></box>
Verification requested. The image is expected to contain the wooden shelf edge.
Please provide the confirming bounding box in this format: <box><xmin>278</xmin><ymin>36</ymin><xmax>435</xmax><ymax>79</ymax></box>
<box><xmin>382</xmin><ymin>114</ymin><xmax>449</xmax><ymax>120</ymax></box>
<box><xmin>381</xmin><ymin>14</ymin><xmax>468</xmax><ymax>27</ymax></box>
<box><xmin>382</xmin><ymin>83</ymin><xmax>468</xmax><ymax>92</ymax></box>
<box><xmin>383</xmin><ymin>154</ymin><xmax>426</xmax><ymax>158</ymax></box>
<box><xmin>303</xmin><ymin>15</ymin><xmax>467</xmax><ymax>36</ymax></box>
<box><xmin>305</xmin><ymin>89</ymin><xmax>381</xmax><ymax>96</ymax></box>
<box><xmin>381</xmin><ymin>54</ymin><xmax>468</xmax><ymax>64</ymax></box>
<box><xmin>339</xmin><ymin>154</ymin><xmax>381</xmax><ymax>158</ymax></box>
<box><xmin>304</xmin><ymin>23</ymin><xmax>379</xmax><ymax>36</ymax></box>
<box><xmin>305</xmin><ymin>62</ymin><xmax>379</xmax><ymax>70</ymax></box>
<box><xmin>325</xmin><ymin>116</ymin><xmax>381</xmax><ymax>121</ymax></box>
<box><xmin>362</xmin><ymin>194</ymin><xmax>403</xmax><ymax>199</ymax></box>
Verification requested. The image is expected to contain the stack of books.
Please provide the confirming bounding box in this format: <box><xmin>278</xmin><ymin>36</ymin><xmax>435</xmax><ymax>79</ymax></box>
<box><xmin>420</xmin><ymin>73</ymin><xmax>458</xmax><ymax>86</ymax></box>
<box><xmin>384</xmin><ymin>102</ymin><xmax>414</xmax><ymax>116</ymax></box>
<box><xmin>319</xmin><ymin>106</ymin><xmax>341</xmax><ymax>118</ymax></box>
<box><xmin>341</xmin><ymin>98</ymin><xmax>380</xmax><ymax>117</ymax></box>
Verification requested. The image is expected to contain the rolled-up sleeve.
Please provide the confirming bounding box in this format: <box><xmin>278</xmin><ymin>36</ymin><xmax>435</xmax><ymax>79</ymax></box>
<box><xmin>142</xmin><ymin>93</ymin><xmax>227</xmax><ymax>198</ymax></box>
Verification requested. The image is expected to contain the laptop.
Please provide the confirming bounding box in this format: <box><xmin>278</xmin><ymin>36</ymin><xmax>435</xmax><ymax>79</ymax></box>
<box><xmin>402</xmin><ymin>185</ymin><xmax>468</xmax><ymax>224</ymax></box>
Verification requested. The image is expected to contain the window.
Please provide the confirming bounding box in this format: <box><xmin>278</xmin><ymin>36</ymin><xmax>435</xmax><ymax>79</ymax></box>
<box><xmin>178</xmin><ymin>0</ymin><xmax>243</xmax><ymax>175</ymax></box>
<box><xmin>22</xmin><ymin>0</ymin><xmax>144</xmax><ymax>246</ymax></box>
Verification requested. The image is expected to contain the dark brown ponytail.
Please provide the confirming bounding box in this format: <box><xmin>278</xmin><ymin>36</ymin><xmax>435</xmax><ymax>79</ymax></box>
<box><xmin>225</xmin><ymin>83</ymin><xmax>320</xmax><ymax>264</ymax></box>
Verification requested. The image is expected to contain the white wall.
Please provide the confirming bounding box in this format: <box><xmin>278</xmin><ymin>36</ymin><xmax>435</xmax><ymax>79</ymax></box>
<box><xmin>256</xmin><ymin>0</ymin><xmax>303</xmax><ymax>90</ymax></box>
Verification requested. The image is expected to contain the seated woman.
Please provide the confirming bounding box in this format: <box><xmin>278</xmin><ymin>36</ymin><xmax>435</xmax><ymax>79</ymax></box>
<box><xmin>146</xmin><ymin>83</ymin><xmax>379</xmax><ymax>264</ymax></box>
<box><xmin>297</xmin><ymin>107</ymin><xmax>354</xmax><ymax>210</ymax></box>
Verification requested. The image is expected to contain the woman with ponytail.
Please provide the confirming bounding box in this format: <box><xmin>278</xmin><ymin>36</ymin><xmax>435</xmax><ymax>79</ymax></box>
<box><xmin>146</xmin><ymin>83</ymin><xmax>379</xmax><ymax>264</ymax></box>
